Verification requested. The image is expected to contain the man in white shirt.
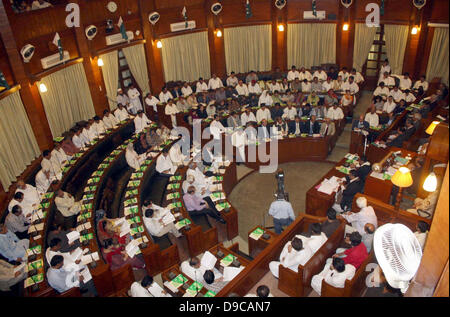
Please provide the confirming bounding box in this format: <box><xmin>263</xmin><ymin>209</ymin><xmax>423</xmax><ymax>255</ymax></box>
<box><xmin>322</xmin><ymin>78</ymin><xmax>333</xmax><ymax>93</ymax></box>
<box><xmin>134</xmin><ymin>110</ymin><xmax>151</xmax><ymax>134</ymax></box>
<box><xmin>414</xmin><ymin>221</ymin><xmax>429</xmax><ymax>251</ymax></box>
<box><xmin>7</xmin><ymin>192</ymin><xmax>32</xmax><ymax>219</ymax></box>
<box><xmin>232</xmin><ymin>128</ymin><xmax>247</xmax><ymax>162</ymax></box>
<box><xmin>389</xmin><ymin>86</ymin><xmax>405</xmax><ymax>103</ymax></box>
<box><xmin>15</xmin><ymin>180</ymin><xmax>40</xmax><ymax>207</ymax></box>
<box><xmin>383</xmin><ymin>96</ymin><xmax>397</xmax><ymax>114</ymax></box>
<box><xmin>267</xmin><ymin>80</ymin><xmax>281</xmax><ymax>93</ymax></box>
<box><xmin>326</xmin><ymin>104</ymin><xmax>344</xmax><ymax>121</ymax></box>
<box><xmin>55</xmin><ymin>189</ymin><xmax>81</xmax><ymax>218</ymax></box>
<box><xmin>169</xmin><ymin>142</ymin><xmax>188</xmax><ymax>167</ymax></box>
<box><xmin>125</xmin><ymin>143</ymin><xmax>144</xmax><ymax>170</ymax></box>
<box><xmin>50</xmin><ymin>143</ymin><xmax>68</xmax><ymax>171</ymax></box>
<box><xmin>373</xmin><ymin>82</ymin><xmax>390</xmax><ymax>100</ymax></box>
<box><xmin>180</xmin><ymin>257</ymin><xmax>207</xmax><ymax>283</ymax></box>
<box><xmin>301</xmin><ymin>79</ymin><xmax>311</xmax><ymax>93</ymax></box>
<box><xmin>165</xmin><ymin>100</ymin><xmax>180</xmax><ymax>127</ymax></box>
<box><xmin>127</xmin><ymin>84</ymin><xmax>142</xmax><ymax>114</ymax></box>
<box><xmin>241</xmin><ymin>108</ymin><xmax>257</xmax><ymax>126</ymax></box>
<box><xmin>379</xmin><ymin>59</ymin><xmax>391</xmax><ymax>76</ymax></box>
<box><xmin>258</xmin><ymin>90</ymin><xmax>273</xmax><ymax>106</ymax></box>
<box><xmin>41</xmin><ymin>150</ymin><xmax>61</xmax><ymax>181</ymax></box>
<box><xmin>235</xmin><ymin>80</ymin><xmax>249</xmax><ymax>96</ymax></box>
<box><xmin>210</xmin><ymin>115</ymin><xmax>225</xmax><ymax>141</ymax></box>
<box><xmin>72</xmin><ymin>128</ymin><xmax>86</xmax><ymax>150</ymax></box>
<box><xmin>196</xmin><ymin>78</ymin><xmax>208</xmax><ymax>93</ymax></box>
<box><xmin>297</xmin><ymin>223</ymin><xmax>328</xmax><ymax>254</ymax></box>
<box><xmin>313</xmin><ymin>67</ymin><xmax>328</xmax><ymax>81</ymax></box>
<box><xmin>142</xmin><ymin>201</ymin><xmax>181</xmax><ymax>238</ymax></box>
<box><xmin>342</xmin><ymin>76</ymin><xmax>359</xmax><ymax>95</ymax></box>
<box><xmin>282</xmin><ymin>104</ymin><xmax>297</xmax><ymax>121</ymax></box>
<box><xmin>413</xmin><ymin>75</ymin><xmax>429</xmax><ymax>92</ymax></box>
<box><xmin>208</xmin><ymin>74</ymin><xmax>223</xmax><ymax>90</ymax></box>
<box><xmin>181</xmin><ymin>82</ymin><xmax>193</xmax><ymax>97</ymax></box>
<box><xmin>114</xmin><ymin>103</ymin><xmax>130</xmax><ymax>122</ymax></box>
<box><xmin>338</xmin><ymin>67</ymin><xmax>350</xmax><ymax>81</ymax></box>
<box><xmin>226</xmin><ymin>72</ymin><xmax>239</xmax><ymax>87</ymax></box>
<box><xmin>299</xmin><ymin>67</ymin><xmax>312</xmax><ymax>81</ymax></box>
<box><xmin>116</xmin><ymin>88</ymin><xmax>130</xmax><ymax>108</ymax></box>
<box><xmin>35</xmin><ymin>169</ymin><xmax>51</xmax><ymax>195</ymax></box>
<box><xmin>404</xmin><ymin>89</ymin><xmax>416</xmax><ymax>103</ymax></box>
<box><xmin>311</xmin><ymin>257</ymin><xmax>356</xmax><ymax>295</ymax></box>
<box><xmin>269</xmin><ymin>237</ymin><xmax>312</xmax><ymax>278</ymax></box>
<box><xmin>159</xmin><ymin>87</ymin><xmax>174</xmax><ymax>104</ymax></box>
<box><xmin>399</xmin><ymin>73</ymin><xmax>412</xmax><ymax>90</ymax></box>
<box><xmin>248</xmin><ymin>80</ymin><xmax>262</xmax><ymax>94</ymax></box>
<box><xmin>340</xmin><ymin>196</ymin><xmax>378</xmax><ymax>235</ymax></box>
<box><xmin>156</xmin><ymin>148</ymin><xmax>176</xmax><ymax>176</ymax></box>
<box><xmin>92</xmin><ymin>116</ymin><xmax>106</xmax><ymax>136</ymax></box>
<box><xmin>350</xmin><ymin>68</ymin><xmax>364</xmax><ymax>84</ymax></box>
<box><xmin>130</xmin><ymin>275</ymin><xmax>171</xmax><ymax>297</ymax></box>
<box><xmin>144</xmin><ymin>93</ymin><xmax>160</xmax><ymax>112</ymax></box>
<box><xmin>378</xmin><ymin>72</ymin><xmax>395</xmax><ymax>87</ymax></box>
<box><xmin>256</xmin><ymin>105</ymin><xmax>272</xmax><ymax>123</ymax></box>
<box><xmin>287</xmin><ymin>66</ymin><xmax>300</xmax><ymax>81</ymax></box>
<box><xmin>365</xmin><ymin>106</ymin><xmax>379</xmax><ymax>128</ymax></box>
<box><xmin>102</xmin><ymin>109</ymin><xmax>119</xmax><ymax>130</ymax></box>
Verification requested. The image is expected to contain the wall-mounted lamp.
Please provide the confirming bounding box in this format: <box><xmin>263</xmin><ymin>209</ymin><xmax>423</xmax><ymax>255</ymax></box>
<box><xmin>39</xmin><ymin>83</ymin><xmax>47</xmax><ymax>93</ymax></box>
<box><xmin>343</xmin><ymin>23</ymin><xmax>349</xmax><ymax>31</ymax></box>
<box><xmin>411</xmin><ymin>26</ymin><xmax>420</xmax><ymax>35</ymax></box>
<box><xmin>277</xmin><ymin>24</ymin><xmax>285</xmax><ymax>32</ymax></box>
<box><xmin>97</xmin><ymin>58</ymin><xmax>104</xmax><ymax>67</ymax></box>
<box><xmin>156</xmin><ymin>40</ymin><xmax>162</xmax><ymax>48</ymax></box>
<box><xmin>216</xmin><ymin>29</ymin><xmax>223</xmax><ymax>37</ymax></box>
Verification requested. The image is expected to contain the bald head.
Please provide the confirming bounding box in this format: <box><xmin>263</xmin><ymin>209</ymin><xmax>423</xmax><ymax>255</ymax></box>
<box><xmin>365</xmin><ymin>223</ymin><xmax>375</xmax><ymax>234</ymax></box>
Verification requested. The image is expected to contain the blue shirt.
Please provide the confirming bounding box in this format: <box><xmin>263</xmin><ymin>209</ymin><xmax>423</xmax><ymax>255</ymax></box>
<box><xmin>269</xmin><ymin>200</ymin><xmax>295</xmax><ymax>220</ymax></box>
<box><xmin>0</xmin><ymin>231</ymin><xmax>25</xmax><ymax>261</ymax></box>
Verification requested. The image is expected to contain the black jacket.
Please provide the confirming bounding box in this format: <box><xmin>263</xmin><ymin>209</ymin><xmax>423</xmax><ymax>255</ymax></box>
<box><xmin>301</xmin><ymin>120</ymin><xmax>320</xmax><ymax>134</ymax></box>
<box><xmin>340</xmin><ymin>178</ymin><xmax>363</xmax><ymax>211</ymax></box>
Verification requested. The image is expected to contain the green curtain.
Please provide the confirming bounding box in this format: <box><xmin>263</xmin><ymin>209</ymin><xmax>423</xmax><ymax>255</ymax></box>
<box><xmin>122</xmin><ymin>44</ymin><xmax>151</xmax><ymax>95</ymax></box>
<box><xmin>353</xmin><ymin>23</ymin><xmax>377</xmax><ymax>72</ymax></box>
<box><xmin>38</xmin><ymin>63</ymin><xmax>95</xmax><ymax>138</ymax></box>
<box><xmin>224</xmin><ymin>24</ymin><xmax>272</xmax><ymax>74</ymax></box>
<box><xmin>161</xmin><ymin>31</ymin><xmax>211</xmax><ymax>82</ymax></box>
<box><xmin>426</xmin><ymin>27</ymin><xmax>449</xmax><ymax>85</ymax></box>
<box><xmin>0</xmin><ymin>90</ymin><xmax>40</xmax><ymax>189</ymax></box>
<box><xmin>99</xmin><ymin>50</ymin><xmax>119</xmax><ymax>110</ymax></box>
<box><xmin>384</xmin><ymin>24</ymin><xmax>409</xmax><ymax>75</ymax></box>
<box><xmin>287</xmin><ymin>23</ymin><xmax>336</xmax><ymax>69</ymax></box>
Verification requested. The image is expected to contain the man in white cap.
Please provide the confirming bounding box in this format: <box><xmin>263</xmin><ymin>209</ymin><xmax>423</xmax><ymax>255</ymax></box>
<box><xmin>116</xmin><ymin>88</ymin><xmax>129</xmax><ymax>109</ymax></box>
<box><xmin>339</xmin><ymin>196</ymin><xmax>378</xmax><ymax>235</ymax></box>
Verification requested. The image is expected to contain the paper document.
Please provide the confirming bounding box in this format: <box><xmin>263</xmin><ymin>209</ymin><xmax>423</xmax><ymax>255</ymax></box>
<box><xmin>162</xmin><ymin>212</ymin><xmax>176</xmax><ymax>226</ymax></box>
<box><xmin>200</xmin><ymin>251</ymin><xmax>217</xmax><ymax>270</ymax></box>
<box><xmin>67</xmin><ymin>231</ymin><xmax>80</xmax><ymax>244</ymax></box>
<box><xmin>81</xmin><ymin>252</ymin><xmax>100</xmax><ymax>265</ymax></box>
<box><xmin>223</xmin><ymin>266</ymin><xmax>245</xmax><ymax>282</ymax></box>
<box><xmin>80</xmin><ymin>268</ymin><xmax>92</xmax><ymax>283</ymax></box>
<box><xmin>148</xmin><ymin>282</ymin><xmax>170</xmax><ymax>297</ymax></box>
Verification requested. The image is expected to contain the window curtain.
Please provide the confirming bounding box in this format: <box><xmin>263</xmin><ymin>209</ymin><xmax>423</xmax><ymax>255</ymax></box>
<box><xmin>161</xmin><ymin>31</ymin><xmax>211</xmax><ymax>82</ymax></box>
<box><xmin>224</xmin><ymin>24</ymin><xmax>272</xmax><ymax>74</ymax></box>
<box><xmin>0</xmin><ymin>90</ymin><xmax>40</xmax><ymax>189</ymax></box>
<box><xmin>99</xmin><ymin>50</ymin><xmax>119</xmax><ymax>110</ymax></box>
<box><xmin>426</xmin><ymin>27</ymin><xmax>449</xmax><ymax>85</ymax></box>
<box><xmin>384</xmin><ymin>24</ymin><xmax>409</xmax><ymax>75</ymax></box>
<box><xmin>38</xmin><ymin>63</ymin><xmax>95</xmax><ymax>137</ymax></box>
<box><xmin>287</xmin><ymin>23</ymin><xmax>336</xmax><ymax>69</ymax></box>
<box><xmin>353</xmin><ymin>23</ymin><xmax>377</xmax><ymax>72</ymax></box>
<box><xmin>122</xmin><ymin>44</ymin><xmax>151</xmax><ymax>95</ymax></box>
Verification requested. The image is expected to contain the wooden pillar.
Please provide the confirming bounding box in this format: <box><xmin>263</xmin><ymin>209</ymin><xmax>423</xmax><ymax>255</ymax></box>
<box><xmin>205</xmin><ymin>0</ymin><xmax>226</xmax><ymax>78</ymax></box>
<box><xmin>336</xmin><ymin>3</ymin><xmax>355</xmax><ymax>69</ymax></box>
<box><xmin>138</xmin><ymin>0</ymin><xmax>165</xmax><ymax>94</ymax></box>
<box><xmin>271</xmin><ymin>3</ymin><xmax>287</xmax><ymax>71</ymax></box>
<box><xmin>414</xmin><ymin>0</ymin><xmax>435</xmax><ymax>78</ymax></box>
<box><xmin>72</xmin><ymin>0</ymin><xmax>108</xmax><ymax>116</ymax></box>
<box><xmin>0</xmin><ymin>0</ymin><xmax>52</xmax><ymax>150</ymax></box>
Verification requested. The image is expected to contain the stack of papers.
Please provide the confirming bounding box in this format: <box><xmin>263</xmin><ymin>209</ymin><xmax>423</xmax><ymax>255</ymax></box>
<box><xmin>204</xmin><ymin>290</ymin><xmax>216</xmax><ymax>297</ymax></box>
<box><xmin>175</xmin><ymin>218</ymin><xmax>191</xmax><ymax>230</ymax></box>
<box><xmin>200</xmin><ymin>251</ymin><xmax>217</xmax><ymax>270</ymax></box>
<box><xmin>80</xmin><ymin>268</ymin><xmax>92</xmax><ymax>283</ymax></box>
<box><xmin>220</xmin><ymin>254</ymin><xmax>237</xmax><ymax>267</ymax></box>
<box><xmin>28</xmin><ymin>223</ymin><xmax>44</xmax><ymax>233</ymax></box>
<box><xmin>166</xmin><ymin>192</ymin><xmax>180</xmax><ymax>200</ymax></box>
<box><xmin>24</xmin><ymin>273</ymin><xmax>44</xmax><ymax>288</ymax></box>
<box><xmin>148</xmin><ymin>282</ymin><xmax>169</xmax><ymax>297</ymax></box>
<box><xmin>162</xmin><ymin>213</ymin><xmax>176</xmax><ymax>226</ymax></box>
<box><xmin>67</xmin><ymin>230</ymin><xmax>81</xmax><ymax>243</ymax></box>
<box><xmin>26</xmin><ymin>245</ymin><xmax>42</xmax><ymax>256</ymax></box>
<box><xmin>210</xmin><ymin>192</ymin><xmax>225</xmax><ymax>202</ymax></box>
<box><xmin>185</xmin><ymin>282</ymin><xmax>203</xmax><ymax>296</ymax></box>
<box><xmin>126</xmin><ymin>239</ymin><xmax>141</xmax><ymax>257</ymax></box>
<box><xmin>169</xmin><ymin>274</ymin><xmax>188</xmax><ymax>289</ymax></box>
<box><xmin>81</xmin><ymin>252</ymin><xmax>100</xmax><ymax>265</ymax></box>
<box><xmin>216</xmin><ymin>202</ymin><xmax>230</xmax><ymax>211</ymax></box>
<box><xmin>26</xmin><ymin>259</ymin><xmax>43</xmax><ymax>272</ymax></box>
<box><xmin>168</xmin><ymin>202</ymin><xmax>182</xmax><ymax>210</ymax></box>
<box><xmin>167</xmin><ymin>183</ymin><xmax>180</xmax><ymax>190</ymax></box>
<box><xmin>249</xmin><ymin>227</ymin><xmax>264</xmax><ymax>240</ymax></box>
<box><xmin>317</xmin><ymin>176</ymin><xmax>341</xmax><ymax>195</ymax></box>
<box><xmin>223</xmin><ymin>266</ymin><xmax>245</xmax><ymax>281</ymax></box>
<box><xmin>124</xmin><ymin>206</ymin><xmax>139</xmax><ymax>216</ymax></box>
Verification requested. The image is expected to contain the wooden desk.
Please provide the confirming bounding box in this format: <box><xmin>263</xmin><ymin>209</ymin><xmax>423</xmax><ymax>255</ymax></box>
<box><xmin>161</xmin><ymin>264</ymin><xmax>208</xmax><ymax>297</ymax></box>
<box><xmin>247</xmin><ymin>226</ymin><xmax>277</xmax><ymax>259</ymax></box>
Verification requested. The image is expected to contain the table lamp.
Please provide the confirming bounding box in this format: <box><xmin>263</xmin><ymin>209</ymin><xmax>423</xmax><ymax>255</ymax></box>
<box><xmin>391</xmin><ymin>167</ymin><xmax>413</xmax><ymax>210</ymax></box>
<box><xmin>425</xmin><ymin>121</ymin><xmax>440</xmax><ymax>135</ymax></box>
<box><xmin>423</xmin><ymin>172</ymin><xmax>437</xmax><ymax>192</ymax></box>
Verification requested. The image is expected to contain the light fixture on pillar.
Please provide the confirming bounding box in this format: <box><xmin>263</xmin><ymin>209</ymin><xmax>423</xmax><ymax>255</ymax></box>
<box><xmin>156</xmin><ymin>40</ymin><xmax>162</xmax><ymax>48</ymax></box>
<box><xmin>39</xmin><ymin>83</ymin><xmax>47</xmax><ymax>93</ymax></box>
<box><xmin>423</xmin><ymin>172</ymin><xmax>437</xmax><ymax>192</ymax></box>
<box><xmin>425</xmin><ymin>121</ymin><xmax>440</xmax><ymax>135</ymax></box>
<box><xmin>343</xmin><ymin>23</ymin><xmax>349</xmax><ymax>31</ymax></box>
<box><xmin>278</xmin><ymin>24</ymin><xmax>285</xmax><ymax>32</ymax></box>
<box><xmin>391</xmin><ymin>167</ymin><xmax>413</xmax><ymax>210</ymax></box>
<box><xmin>97</xmin><ymin>57</ymin><xmax>104</xmax><ymax>67</ymax></box>
<box><xmin>216</xmin><ymin>29</ymin><xmax>222</xmax><ymax>37</ymax></box>
<box><xmin>411</xmin><ymin>26</ymin><xmax>419</xmax><ymax>35</ymax></box>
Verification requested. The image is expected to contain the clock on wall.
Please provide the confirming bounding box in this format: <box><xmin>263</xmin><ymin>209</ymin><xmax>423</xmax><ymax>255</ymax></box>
<box><xmin>107</xmin><ymin>1</ymin><xmax>118</xmax><ymax>13</ymax></box>
<box><xmin>413</xmin><ymin>0</ymin><xmax>426</xmax><ymax>10</ymax></box>
<box><xmin>340</xmin><ymin>0</ymin><xmax>353</xmax><ymax>8</ymax></box>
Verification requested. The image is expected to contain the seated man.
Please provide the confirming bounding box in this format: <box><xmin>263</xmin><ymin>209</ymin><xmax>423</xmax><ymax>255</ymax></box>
<box><xmin>362</xmin><ymin>223</ymin><xmax>375</xmax><ymax>253</ymax></box>
<box><xmin>306</xmin><ymin>91</ymin><xmax>319</xmax><ymax>107</ymax></box>
<box><xmin>326</xmin><ymin>103</ymin><xmax>344</xmax><ymax>121</ymax></box>
<box><xmin>352</xmin><ymin>114</ymin><xmax>369</xmax><ymax>131</ymax></box>
<box><xmin>334</xmin><ymin>170</ymin><xmax>363</xmax><ymax>213</ymax></box>
<box><xmin>55</xmin><ymin>189</ymin><xmax>82</xmax><ymax>219</ymax></box>
<box><xmin>155</xmin><ymin>148</ymin><xmax>177</xmax><ymax>176</ymax></box>
<box><xmin>114</xmin><ymin>103</ymin><xmax>131</xmax><ymax>122</ymax></box>
<box><xmin>142</xmin><ymin>202</ymin><xmax>181</xmax><ymax>238</ymax></box>
<box><xmin>311</xmin><ymin>257</ymin><xmax>356</xmax><ymax>295</ymax></box>
<box><xmin>288</xmin><ymin>116</ymin><xmax>303</xmax><ymax>135</ymax></box>
<box><xmin>296</xmin><ymin>223</ymin><xmax>327</xmax><ymax>254</ymax></box>
<box><xmin>35</xmin><ymin>169</ymin><xmax>51</xmax><ymax>195</ymax></box>
<box><xmin>0</xmin><ymin>224</ymin><xmax>29</xmax><ymax>263</ymax></box>
<box><xmin>245</xmin><ymin>285</ymin><xmax>274</xmax><ymax>297</ymax></box>
<box><xmin>365</xmin><ymin>106</ymin><xmax>380</xmax><ymax>128</ymax></box>
<box><xmin>320</xmin><ymin>118</ymin><xmax>336</xmax><ymax>137</ymax></box>
<box><xmin>129</xmin><ymin>275</ymin><xmax>171</xmax><ymax>297</ymax></box>
<box><xmin>414</xmin><ymin>221</ymin><xmax>429</xmax><ymax>251</ymax></box>
<box><xmin>320</xmin><ymin>208</ymin><xmax>341</xmax><ymax>237</ymax></box>
<box><xmin>183</xmin><ymin>186</ymin><xmax>226</xmax><ymax>224</ymax></box>
<box><xmin>45</xmin><ymin>238</ymin><xmax>83</xmax><ymax>270</ymax></box>
<box><xmin>8</xmin><ymin>192</ymin><xmax>33</xmax><ymax>218</ymax></box>
<box><xmin>134</xmin><ymin>110</ymin><xmax>151</xmax><ymax>134</ymax></box>
<box><xmin>406</xmin><ymin>188</ymin><xmax>439</xmax><ymax>218</ymax></box>
<box><xmin>47</xmin><ymin>255</ymin><xmax>97</xmax><ymax>295</ymax></box>
<box><xmin>340</xmin><ymin>196</ymin><xmax>377</xmax><ymax>235</ymax></box>
<box><xmin>269</xmin><ymin>237</ymin><xmax>312</xmax><ymax>278</ymax></box>
<box><xmin>382</xmin><ymin>96</ymin><xmax>397</xmax><ymax>114</ymax></box>
<box><xmin>169</xmin><ymin>142</ymin><xmax>189</xmax><ymax>167</ymax></box>
<box><xmin>333</xmin><ymin>232</ymin><xmax>368</xmax><ymax>270</ymax></box>
<box><xmin>47</xmin><ymin>223</ymin><xmax>80</xmax><ymax>253</ymax></box>
<box><xmin>203</xmin><ymin>269</ymin><xmax>228</xmax><ymax>294</ymax></box>
<box><xmin>5</xmin><ymin>205</ymin><xmax>30</xmax><ymax>240</ymax></box>
<box><xmin>301</xmin><ymin>115</ymin><xmax>320</xmax><ymax>135</ymax></box>
<box><xmin>41</xmin><ymin>149</ymin><xmax>62</xmax><ymax>181</ymax></box>
<box><xmin>180</xmin><ymin>256</ymin><xmax>205</xmax><ymax>282</ymax></box>
<box><xmin>0</xmin><ymin>258</ymin><xmax>27</xmax><ymax>293</ymax></box>
<box><xmin>102</xmin><ymin>109</ymin><xmax>119</xmax><ymax>130</ymax></box>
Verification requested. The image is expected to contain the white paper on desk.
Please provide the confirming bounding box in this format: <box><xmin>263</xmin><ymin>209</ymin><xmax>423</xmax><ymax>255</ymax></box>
<box><xmin>182</xmin><ymin>291</ymin><xmax>195</xmax><ymax>297</ymax></box>
<box><xmin>113</xmin><ymin>217</ymin><xmax>126</xmax><ymax>227</ymax></box>
<box><xmin>163</xmin><ymin>281</ymin><xmax>179</xmax><ymax>293</ymax></box>
<box><xmin>313</xmin><ymin>134</ymin><xmax>321</xmax><ymax>138</ymax></box>
<box><xmin>77</xmin><ymin>222</ymin><xmax>92</xmax><ymax>231</ymax></box>
<box><xmin>71</xmin><ymin>248</ymin><xmax>83</xmax><ymax>261</ymax></box>
<box><xmin>120</xmin><ymin>221</ymin><xmax>131</xmax><ymax>237</ymax></box>
<box><xmin>148</xmin><ymin>282</ymin><xmax>171</xmax><ymax>297</ymax></box>
<box><xmin>209</xmin><ymin>184</ymin><xmax>222</xmax><ymax>192</ymax></box>
<box><xmin>126</xmin><ymin>240</ymin><xmax>140</xmax><ymax>258</ymax></box>
<box><xmin>33</xmin><ymin>234</ymin><xmax>41</xmax><ymax>241</ymax></box>
<box><xmin>67</xmin><ymin>231</ymin><xmax>81</xmax><ymax>244</ymax></box>
<box><xmin>13</xmin><ymin>263</ymin><xmax>26</xmax><ymax>274</ymax></box>
<box><xmin>370</xmin><ymin>171</ymin><xmax>384</xmax><ymax>180</ymax></box>
<box><xmin>80</xmin><ymin>268</ymin><xmax>92</xmax><ymax>283</ymax></box>
<box><xmin>223</xmin><ymin>266</ymin><xmax>245</xmax><ymax>282</ymax></box>
<box><xmin>30</xmin><ymin>210</ymin><xmax>44</xmax><ymax>223</ymax></box>
<box><xmin>162</xmin><ymin>213</ymin><xmax>176</xmax><ymax>226</ymax></box>
<box><xmin>28</xmin><ymin>223</ymin><xmax>44</xmax><ymax>233</ymax></box>
<box><xmin>218</xmin><ymin>168</ymin><xmax>226</xmax><ymax>174</ymax></box>
<box><xmin>200</xmin><ymin>251</ymin><xmax>217</xmax><ymax>270</ymax></box>
<box><xmin>81</xmin><ymin>252</ymin><xmax>100</xmax><ymax>265</ymax></box>
<box><xmin>173</xmin><ymin>212</ymin><xmax>181</xmax><ymax>218</ymax></box>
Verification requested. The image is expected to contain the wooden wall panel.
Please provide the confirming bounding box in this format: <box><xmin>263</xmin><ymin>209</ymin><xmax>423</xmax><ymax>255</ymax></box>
<box><xmin>220</xmin><ymin>0</ymin><xmax>272</xmax><ymax>26</ymax></box>
<box><xmin>0</xmin><ymin>37</ymin><xmax>14</xmax><ymax>86</ymax></box>
<box><xmin>287</xmin><ymin>0</ymin><xmax>339</xmax><ymax>22</ymax></box>
<box><xmin>354</xmin><ymin>0</ymin><xmax>414</xmax><ymax>23</ymax></box>
<box><xmin>152</xmin><ymin>4</ymin><xmax>207</xmax><ymax>37</ymax></box>
<box><xmin>429</xmin><ymin>0</ymin><xmax>449</xmax><ymax>23</ymax></box>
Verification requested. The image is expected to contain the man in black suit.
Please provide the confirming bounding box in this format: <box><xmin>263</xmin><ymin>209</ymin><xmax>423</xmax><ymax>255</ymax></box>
<box><xmin>288</xmin><ymin>116</ymin><xmax>302</xmax><ymax>135</ymax></box>
<box><xmin>301</xmin><ymin>115</ymin><xmax>320</xmax><ymax>134</ymax></box>
<box><xmin>352</xmin><ymin>114</ymin><xmax>370</xmax><ymax>131</ymax></box>
<box><xmin>271</xmin><ymin>103</ymin><xmax>284</xmax><ymax>120</ymax></box>
<box><xmin>170</xmin><ymin>85</ymin><xmax>182</xmax><ymax>98</ymax></box>
<box><xmin>403</xmin><ymin>119</ymin><xmax>416</xmax><ymax>140</ymax></box>
<box><xmin>353</xmin><ymin>158</ymin><xmax>371</xmax><ymax>184</ymax></box>
<box><xmin>258</xmin><ymin>119</ymin><xmax>271</xmax><ymax>140</ymax></box>
<box><xmin>340</xmin><ymin>170</ymin><xmax>363</xmax><ymax>212</ymax></box>
<box><xmin>385</xmin><ymin>127</ymin><xmax>406</xmax><ymax>147</ymax></box>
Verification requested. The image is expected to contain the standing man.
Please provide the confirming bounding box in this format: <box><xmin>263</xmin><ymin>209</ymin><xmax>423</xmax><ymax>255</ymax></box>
<box><xmin>268</xmin><ymin>192</ymin><xmax>295</xmax><ymax>234</ymax></box>
<box><xmin>127</xmin><ymin>84</ymin><xmax>142</xmax><ymax>114</ymax></box>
